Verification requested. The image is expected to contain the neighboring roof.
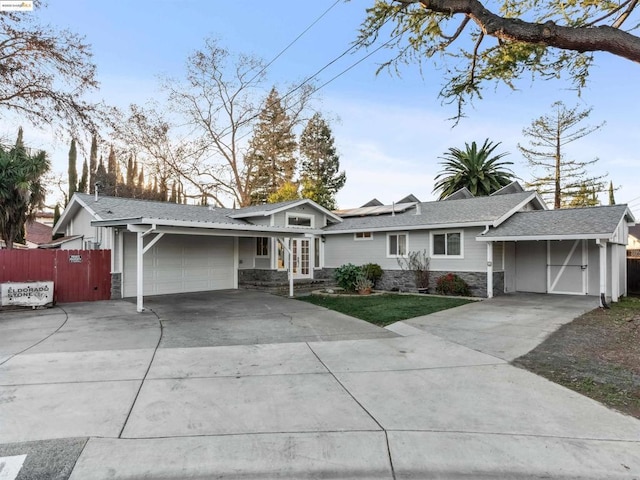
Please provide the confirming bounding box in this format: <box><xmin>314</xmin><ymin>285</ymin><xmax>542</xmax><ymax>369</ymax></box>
<box><xmin>629</xmin><ymin>224</ymin><xmax>640</xmax><ymax>239</ymax></box>
<box><xmin>443</xmin><ymin>187</ymin><xmax>474</xmax><ymax>201</ymax></box>
<box><xmin>478</xmin><ymin>205</ymin><xmax>635</xmax><ymax>241</ymax></box>
<box><xmin>490</xmin><ymin>181</ymin><xmax>525</xmax><ymax>196</ymax></box>
<box><xmin>396</xmin><ymin>194</ymin><xmax>420</xmax><ymax>204</ymax></box>
<box><xmin>333</xmin><ymin>202</ymin><xmax>418</xmax><ymax>219</ymax></box>
<box><xmin>360</xmin><ymin>198</ymin><xmax>383</xmax><ymax>207</ymax></box>
<box><xmin>324</xmin><ymin>191</ymin><xmax>543</xmax><ymax>233</ymax></box>
<box><xmin>26</xmin><ymin>221</ymin><xmax>52</xmax><ymax>245</ymax></box>
<box><xmin>38</xmin><ymin>235</ymin><xmax>83</xmax><ymax>249</ymax></box>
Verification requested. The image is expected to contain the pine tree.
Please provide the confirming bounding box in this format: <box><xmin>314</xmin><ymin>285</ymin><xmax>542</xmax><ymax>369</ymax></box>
<box><xmin>299</xmin><ymin>113</ymin><xmax>346</xmax><ymax>210</ymax></box>
<box><xmin>169</xmin><ymin>182</ymin><xmax>177</xmax><ymax>203</ymax></box>
<box><xmin>67</xmin><ymin>139</ymin><xmax>78</xmax><ymax>202</ymax></box>
<box><xmin>519</xmin><ymin>101</ymin><xmax>608</xmax><ymax>209</ymax></box>
<box><xmin>126</xmin><ymin>154</ymin><xmax>135</xmax><ymax>187</ymax></box>
<box><xmin>247</xmin><ymin>88</ymin><xmax>297</xmax><ymax>204</ymax></box>
<box><xmin>89</xmin><ymin>134</ymin><xmax>98</xmax><ymax>194</ymax></box>
<box><xmin>78</xmin><ymin>158</ymin><xmax>88</xmax><ymax>193</ymax></box>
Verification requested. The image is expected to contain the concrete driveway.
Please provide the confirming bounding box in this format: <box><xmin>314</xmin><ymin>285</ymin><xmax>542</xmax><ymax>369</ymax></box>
<box><xmin>391</xmin><ymin>292</ymin><xmax>598</xmax><ymax>360</ymax></box>
<box><xmin>1</xmin><ymin>291</ymin><xmax>639</xmax><ymax>479</ymax></box>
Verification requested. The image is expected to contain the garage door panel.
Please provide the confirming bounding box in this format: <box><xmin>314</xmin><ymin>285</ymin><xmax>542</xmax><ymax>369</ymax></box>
<box><xmin>123</xmin><ymin>233</ymin><xmax>234</xmax><ymax>297</ymax></box>
<box><xmin>548</xmin><ymin>240</ymin><xmax>586</xmax><ymax>295</ymax></box>
<box><xmin>515</xmin><ymin>241</ymin><xmax>547</xmax><ymax>293</ymax></box>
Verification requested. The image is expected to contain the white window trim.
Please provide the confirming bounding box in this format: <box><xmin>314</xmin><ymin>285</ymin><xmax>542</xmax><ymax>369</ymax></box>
<box><xmin>285</xmin><ymin>212</ymin><xmax>314</xmax><ymax>228</ymax></box>
<box><xmin>256</xmin><ymin>237</ymin><xmax>270</xmax><ymax>257</ymax></box>
<box><xmin>354</xmin><ymin>231</ymin><xmax>373</xmax><ymax>241</ymax></box>
<box><xmin>430</xmin><ymin>230</ymin><xmax>464</xmax><ymax>259</ymax></box>
<box><xmin>387</xmin><ymin>232</ymin><xmax>409</xmax><ymax>258</ymax></box>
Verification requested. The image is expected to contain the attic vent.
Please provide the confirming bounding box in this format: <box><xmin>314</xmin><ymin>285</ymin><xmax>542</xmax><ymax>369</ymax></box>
<box><xmin>106</xmin><ymin>210</ymin><xmax>113</xmax><ymax>214</ymax></box>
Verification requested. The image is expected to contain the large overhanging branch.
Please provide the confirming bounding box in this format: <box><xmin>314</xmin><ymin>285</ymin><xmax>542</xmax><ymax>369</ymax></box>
<box><xmin>396</xmin><ymin>0</ymin><xmax>640</xmax><ymax>63</ymax></box>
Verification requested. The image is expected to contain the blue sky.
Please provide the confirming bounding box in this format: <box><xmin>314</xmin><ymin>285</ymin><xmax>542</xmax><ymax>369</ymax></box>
<box><xmin>11</xmin><ymin>1</ymin><xmax>640</xmax><ymax>215</ymax></box>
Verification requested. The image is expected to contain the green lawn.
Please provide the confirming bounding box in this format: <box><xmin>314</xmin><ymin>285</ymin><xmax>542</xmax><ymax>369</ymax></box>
<box><xmin>298</xmin><ymin>293</ymin><xmax>473</xmax><ymax>326</ymax></box>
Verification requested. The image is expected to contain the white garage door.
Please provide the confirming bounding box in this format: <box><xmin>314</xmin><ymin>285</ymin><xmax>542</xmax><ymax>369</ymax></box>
<box><xmin>123</xmin><ymin>233</ymin><xmax>235</xmax><ymax>297</ymax></box>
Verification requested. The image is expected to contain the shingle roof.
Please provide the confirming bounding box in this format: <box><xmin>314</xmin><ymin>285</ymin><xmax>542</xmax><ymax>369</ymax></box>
<box><xmin>480</xmin><ymin>205</ymin><xmax>631</xmax><ymax>239</ymax></box>
<box><xmin>324</xmin><ymin>191</ymin><xmax>538</xmax><ymax>232</ymax></box>
<box><xmin>76</xmin><ymin>194</ymin><xmax>249</xmax><ymax>226</ymax></box>
<box><xmin>230</xmin><ymin>199</ymin><xmax>302</xmax><ymax>216</ymax></box>
<box><xmin>26</xmin><ymin>221</ymin><xmax>52</xmax><ymax>244</ymax></box>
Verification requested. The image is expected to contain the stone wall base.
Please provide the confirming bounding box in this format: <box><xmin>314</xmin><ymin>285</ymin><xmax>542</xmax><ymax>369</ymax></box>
<box><xmin>111</xmin><ymin>272</ymin><xmax>122</xmax><ymax>300</ymax></box>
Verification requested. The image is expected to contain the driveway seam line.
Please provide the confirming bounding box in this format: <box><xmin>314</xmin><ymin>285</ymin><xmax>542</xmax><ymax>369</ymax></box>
<box><xmin>117</xmin><ymin>309</ymin><xmax>163</xmax><ymax>439</ymax></box>
<box><xmin>0</xmin><ymin>306</ymin><xmax>69</xmax><ymax>367</ymax></box>
<box><xmin>305</xmin><ymin>342</ymin><xmax>397</xmax><ymax>480</ymax></box>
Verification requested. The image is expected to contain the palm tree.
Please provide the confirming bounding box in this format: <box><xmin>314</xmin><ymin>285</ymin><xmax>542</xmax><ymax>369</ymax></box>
<box><xmin>433</xmin><ymin>139</ymin><xmax>515</xmax><ymax>200</ymax></box>
<box><xmin>0</xmin><ymin>128</ymin><xmax>50</xmax><ymax>249</ymax></box>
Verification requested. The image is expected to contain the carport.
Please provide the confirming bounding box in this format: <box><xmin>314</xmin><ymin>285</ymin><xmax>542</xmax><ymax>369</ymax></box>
<box><xmin>478</xmin><ymin>205</ymin><xmax>635</xmax><ymax>306</ymax></box>
<box><xmin>91</xmin><ymin>217</ymin><xmax>317</xmax><ymax>312</ymax></box>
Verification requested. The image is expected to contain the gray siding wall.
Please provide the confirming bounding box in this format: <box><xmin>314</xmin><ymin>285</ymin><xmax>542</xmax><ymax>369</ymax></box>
<box><xmin>271</xmin><ymin>205</ymin><xmax>327</xmax><ymax>228</ymax></box>
<box><xmin>587</xmin><ymin>240</ymin><xmax>601</xmax><ymax>296</ymax></box>
<box><xmin>324</xmin><ymin>227</ymin><xmax>488</xmax><ymax>272</ymax></box>
<box><xmin>238</xmin><ymin>237</ymin><xmax>272</xmax><ymax>270</ymax></box>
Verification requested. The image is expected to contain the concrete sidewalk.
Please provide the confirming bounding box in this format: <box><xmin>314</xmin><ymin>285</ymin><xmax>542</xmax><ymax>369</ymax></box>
<box><xmin>1</xmin><ymin>292</ymin><xmax>639</xmax><ymax>479</ymax></box>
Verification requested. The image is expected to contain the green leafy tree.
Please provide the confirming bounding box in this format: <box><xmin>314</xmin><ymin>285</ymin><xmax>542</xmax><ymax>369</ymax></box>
<box><xmin>247</xmin><ymin>88</ymin><xmax>298</xmax><ymax>204</ymax></box>
<box><xmin>568</xmin><ymin>183</ymin><xmax>599</xmax><ymax>208</ymax></box>
<box><xmin>359</xmin><ymin>1</ymin><xmax>640</xmax><ymax>117</ymax></box>
<box><xmin>267</xmin><ymin>181</ymin><xmax>300</xmax><ymax>203</ymax></box>
<box><xmin>299</xmin><ymin>113</ymin><xmax>346</xmax><ymax>210</ymax></box>
<box><xmin>0</xmin><ymin>128</ymin><xmax>50</xmax><ymax>249</ymax></box>
<box><xmin>67</xmin><ymin>139</ymin><xmax>78</xmax><ymax>202</ymax></box>
<box><xmin>433</xmin><ymin>139</ymin><xmax>514</xmax><ymax>200</ymax></box>
<box><xmin>519</xmin><ymin>101</ymin><xmax>607</xmax><ymax>209</ymax></box>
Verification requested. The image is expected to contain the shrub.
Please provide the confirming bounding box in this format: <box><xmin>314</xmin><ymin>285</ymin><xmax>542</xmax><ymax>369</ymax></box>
<box><xmin>435</xmin><ymin>273</ymin><xmax>470</xmax><ymax>296</ymax></box>
<box><xmin>397</xmin><ymin>250</ymin><xmax>430</xmax><ymax>289</ymax></box>
<box><xmin>361</xmin><ymin>263</ymin><xmax>383</xmax><ymax>287</ymax></box>
<box><xmin>334</xmin><ymin>263</ymin><xmax>363</xmax><ymax>291</ymax></box>
<box><xmin>354</xmin><ymin>274</ymin><xmax>373</xmax><ymax>292</ymax></box>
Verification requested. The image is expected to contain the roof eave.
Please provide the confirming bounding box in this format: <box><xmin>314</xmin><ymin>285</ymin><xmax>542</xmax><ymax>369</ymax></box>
<box><xmin>322</xmin><ymin>221</ymin><xmax>492</xmax><ymax>235</ymax></box>
<box><xmin>476</xmin><ymin>233</ymin><xmax>612</xmax><ymax>242</ymax></box>
<box><xmin>229</xmin><ymin>199</ymin><xmax>343</xmax><ymax>223</ymax></box>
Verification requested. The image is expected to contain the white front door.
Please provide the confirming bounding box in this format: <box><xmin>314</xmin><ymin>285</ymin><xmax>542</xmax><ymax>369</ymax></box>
<box><xmin>292</xmin><ymin>238</ymin><xmax>311</xmax><ymax>279</ymax></box>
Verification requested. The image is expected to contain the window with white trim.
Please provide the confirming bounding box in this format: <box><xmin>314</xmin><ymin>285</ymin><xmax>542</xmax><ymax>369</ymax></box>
<box><xmin>387</xmin><ymin>233</ymin><xmax>408</xmax><ymax>257</ymax></box>
<box><xmin>256</xmin><ymin>237</ymin><xmax>269</xmax><ymax>256</ymax></box>
<box><xmin>286</xmin><ymin>213</ymin><xmax>313</xmax><ymax>228</ymax></box>
<box><xmin>431</xmin><ymin>231</ymin><xmax>463</xmax><ymax>257</ymax></box>
<box><xmin>354</xmin><ymin>231</ymin><xmax>373</xmax><ymax>241</ymax></box>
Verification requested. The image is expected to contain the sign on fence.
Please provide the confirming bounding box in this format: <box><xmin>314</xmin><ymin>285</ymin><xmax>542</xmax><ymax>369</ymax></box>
<box><xmin>1</xmin><ymin>281</ymin><xmax>54</xmax><ymax>307</ymax></box>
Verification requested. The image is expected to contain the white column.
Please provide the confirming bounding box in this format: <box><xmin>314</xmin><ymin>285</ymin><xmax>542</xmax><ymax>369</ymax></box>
<box><xmin>233</xmin><ymin>237</ymin><xmax>239</xmax><ymax>289</ymax></box>
<box><xmin>136</xmin><ymin>231</ymin><xmax>144</xmax><ymax>312</ymax></box>
<box><xmin>289</xmin><ymin>238</ymin><xmax>294</xmax><ymax>298</ymax></box>
<box><xmin>598</xmin><ymin>240</ymin><xmax>608</xmax><ymax>308</ymax></box>
<box><xmin>486</xmin><ymin>242</ymin><xmax>494</xmax><ymax>298</ymax></box>
<box><xmin>611</xmin><ymin>245</ymin><xmax>619</xmax><ymax>302</ymax></box>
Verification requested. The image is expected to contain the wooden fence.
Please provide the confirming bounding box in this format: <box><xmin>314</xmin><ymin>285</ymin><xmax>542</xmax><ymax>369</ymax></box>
<box><xmin>0</xmin><ymin>249</ymin><xmax>111</xmax><ymax>303</ymax></box>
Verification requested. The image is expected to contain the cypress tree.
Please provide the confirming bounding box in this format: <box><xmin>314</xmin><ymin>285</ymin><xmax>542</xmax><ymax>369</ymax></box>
<box><xmin>68</xmin><ymin>139</ymin><xmax>78</xmax><ymax>202</ymax></box>
<box><xmin>78</xmin><ymin>159</ymin><xmax>89</xmax><ymax>193</ymax></box>
<box><xmin>89</xmin><ymin>134</ymin><xmax>98</xmax><ymax>194</ymax></box>
<box><xmin>608</xmin><ymin>181</ymin><xmax>615</xmax><ymax>205</ymax></box>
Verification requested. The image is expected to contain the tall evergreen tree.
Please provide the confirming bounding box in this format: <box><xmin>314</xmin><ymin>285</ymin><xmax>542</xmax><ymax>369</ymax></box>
<box><xmin>104</xmin><ymin>146</ymin><xmax>117</xmax><ymax>195</ymax></box>
<box><xmin>608</xmin><ymin>181</ymin><xmax>616</xmax><ymax>205</ymax></box>
<box><xmin>89</xmin><ymin>134</ymin><xmax>98</xmax><ymax>194</ymax></box>
<box><xmin>67</xmin><ymin>139</ymin><xmax>78</xmax><ymax>202</ymax></box>
<box><xmin>299</xmin><ymin>113</ymin><xmax>346</xmax><ymax>210</ymax></box>
<box><xmin>247</xmin><ymin>88</ymin><xmax>297</xmax><ymax>204</ymax></box>
<box><xmin>78</xmin><ymin>158</ymin><xmax>88</xmax><ymax>193</ymax></box>
<box><xmin>94</xmin><ymin>156</ymin><xmax>108</xmax><ymax>196</ymax></box>
<box><xmin>519</xmin><ymin>101</ymin><xmax>607</xmax><ymax>209</ymax></box>
<box><xmin>126</xmin><ymin>154</ymin><xmax>135</xmax><ymax>186</ymax></box>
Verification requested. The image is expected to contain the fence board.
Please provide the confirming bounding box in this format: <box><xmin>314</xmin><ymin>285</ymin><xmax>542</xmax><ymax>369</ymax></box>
<box><xmin>628</xmin><ymin>257</ymin><xmax>640</xmax><ymax>295</ymax></box>
<box><xmin>0</xmin><ymin>249</ymin><xmax>111</xmax><ymax>303</ymax></box>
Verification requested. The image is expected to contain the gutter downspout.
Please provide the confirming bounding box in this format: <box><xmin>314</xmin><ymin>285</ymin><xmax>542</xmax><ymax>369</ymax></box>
<box><xmin>483</xmin><ymin>225</ymin><xmax>493</xmax><ymax>298</ymax></box>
